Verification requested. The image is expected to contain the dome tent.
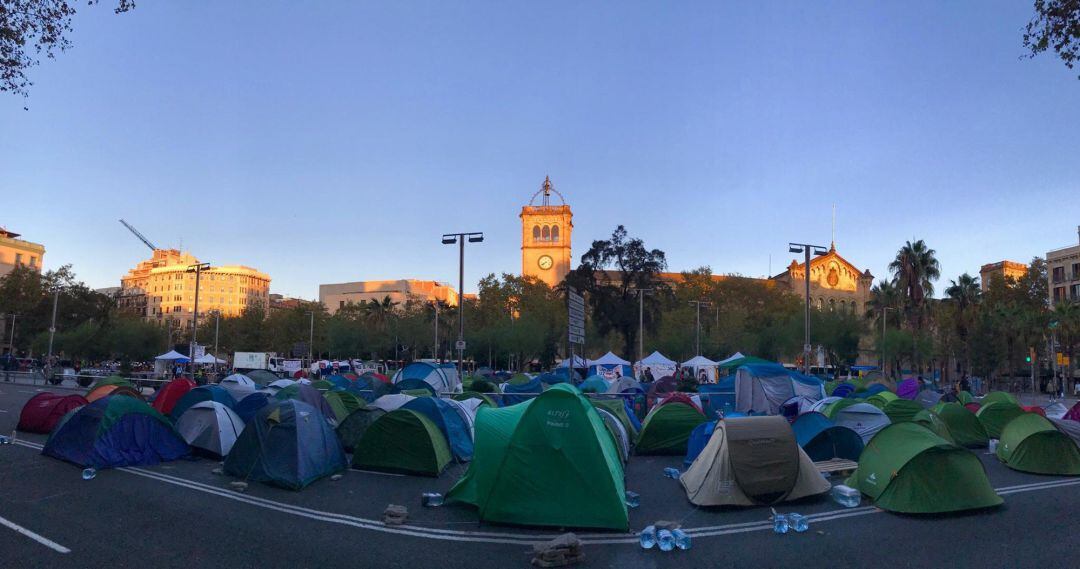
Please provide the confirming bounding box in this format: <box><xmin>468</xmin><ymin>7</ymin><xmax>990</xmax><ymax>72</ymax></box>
<box><xmin>171</xmin><ymin>385</ymin><xmax>235</xmax><ymax>421</ymax></box>
<box><xmin>681</xmin><ymin>416</ymin><xmax>831</xmax><ymax>506</ymax></box>
<box><xmin>977</xmin><ymin>402</ymin><xmax>1028</xmax><ymax>439</ymax></box>
<box><xmin>596</xmin><ymin>408</ymin><xmax>631</xmax><ymax>463</ymax></box>
<box><xmin>219</xmin><ymin>374</ymin><xmax>259</xmax><ymax>401</ymax></box>
<box><xmin>847</xmin><ymin>422</ymin><xmax>1002</xmax><ymax>514</ymax></box>
<box><xmin>981</xmin><ymin>391</ymin><xmax>1019</xmax><ymax>408</ymax></box>
<box><xmin>392</xmin><ymin>361</ymin><xmax>459</xmax><ymax>394</ymax></box>
<box><xmin>224</xmin><ymin>399</ymin><xmax>347</xmax><ymax>490</ymax></box>
<box><xmin>275</xmin><ymin>384</ymin><xmax>337</xmax><ymax>424</ymax></box>
<box><xmin>791</xmin><ymin>412</ymin><xmax>864</xmax><ymax>461</ymax></box>
<box><xmin>233</xmin><ymin>392</ymin><xmax>272</xmax><ymax>423</ymax></box>
<box><xmin>351</xmin><ymin>409</ymin><xmax>452</xmax><ymax>477</ymax></box>
<box><xmin>831</xmin><ymin>403</ymin><xmax>891</xmax><ymax>444</ymax></box>
<box><xmin>322</xmin><ymin>391</ymin><xmax>366</xmax><ymax>422</ymax></box>
<box><xmin>929</xmin><ymin>402</ymin><xmax>989</xmax><ymax>448</ymax></box>
<box><xmin>501</xmin><ymin>375</ymin><xmax>544</xmax><ymax>406</ymax></box>
<box><xmin>446</xmin><ymin>384</ymin><xmax>628</xmax><ymax>531</ymax></box>
<box><xmin>996</xmin><ymin>413</ymin><xmax>1080</xmax><ymax>475</ymax></box>
<box><xmin>401</xmin><ymin>397</ymin><xmax>474</xmax><ymax>462</ymax></box>
<box><xmin>336</xmin><ymin>407</ymin><xmax>387</xmax><ymax>453</ymax></box>
<box><xmin>18</xmin><ymin>393</ymin><xmax>88</xmax><ymax>434</ymax></box>
<box><xmin>87</xmin><ymin>384</ymin><xmax>143</xmax><ymax>403</ymax></box>
<box><xmin>635</xmin><ymin>399</ymin><xmax>707</xmax><ymax>455</ymax></box>
<box><xmin>151</xmin><ymin>378</ymin><xmax>195</xmax><ymax>416</ymax></box>
<box><xmin>175</xmin><ymin>401</ymin><xmax>245</xmax><ymax>457</ymax></box>
<box><xmin>912</xmin><ymin>409</ymin><xmax>957</xmax><ymax>444</ymax></box>
<box><xmin>734</xmin><ymin>364</ymin><xmax>825</xmax><ymax>415</ymax></box>
<box><xmin>43</xmin><ymin>396</ymin><xmax>189</xmax><ymax>469</ymax></box>
<box><xmin>882</xmin><ymin>398</ymin><xmax>925</xmax><ymax>424</ymax></box>
<box><xmin>578</xmin><ymin>376</ymin><xmax>610</xmax><ymax>394</ymax></box>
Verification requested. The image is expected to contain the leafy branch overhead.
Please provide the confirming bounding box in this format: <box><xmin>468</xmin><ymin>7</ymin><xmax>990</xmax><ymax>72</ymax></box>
<box><xmin>1024</xmin><ymin>0</ymin><xmax>1080</xmax><ymax>79</ymax></box>
<box><xmin>0</xmin><ymin>0</ymin><xmax>133</xmax><ymax>97</ymax></box>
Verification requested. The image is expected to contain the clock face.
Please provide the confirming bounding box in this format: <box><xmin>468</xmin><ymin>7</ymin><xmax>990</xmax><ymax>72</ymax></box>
<box><xmin>537</xmin><ymin>255</ymin><xmax>553</xmax><ymax>270</ymax></box>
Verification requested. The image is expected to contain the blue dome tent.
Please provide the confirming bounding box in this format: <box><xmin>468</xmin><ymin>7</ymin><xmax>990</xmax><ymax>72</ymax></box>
<box><xmin>401</xmin><ymin>397</ymin><xmax>474</xmax><ymax>462</ymax></box>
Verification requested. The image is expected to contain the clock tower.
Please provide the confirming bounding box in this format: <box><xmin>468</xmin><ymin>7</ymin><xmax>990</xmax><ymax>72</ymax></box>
<box><xmin>521</xmin><ymin>176</ymin><xmax>573</xmax><ymax>288</ymax></box>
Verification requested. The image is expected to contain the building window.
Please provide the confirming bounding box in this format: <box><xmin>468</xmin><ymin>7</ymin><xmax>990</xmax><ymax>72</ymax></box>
<box><xmin>1054</xmin><ymin>287</ymin><xmax>1066</xmax><ymax>302</ymax></box>
<box><xmin>552</xmin><ymin>225</ymin><xmax>560</xmax><ymax>242</ymax></box>
<box><xmin>15</xmin><ymin>253</ymin><xmax>22</xmax><ymax>265</ymax></box>
<box><xmin>1053</xmin><ymin>266</ymin><xmax>1066</xmax><ymax>283</ymax></box>
<box><xmin>541</xmin><ymin>225</ymin><xmax>550</xmax><ymax>240</ymax></box>
<box><xmin>29</xmin><ymin>256</ymin><xmax>36</xmax><ymax>267</ymax></box>
<box><xmin>1073</xmin><ymin>263</ymin><xmax>1080</xmax><ymax>280</ymax></box>
<box><xmin>829</xmin><ymin>298</ymin><xmax>836</xmax><ymax>312</ymax></box>
<box><xmin>532</xmin><ymin>225</ymin><xmax>541</xmax><ymax>241</ymax></box>
<box><xmin>340</xmin><ymin>300</ymin><xmax>345</xmax><ymax>309</ymax></box>
<box><xmin>1072</xmin><ymin>284</ymin><xmax>1080</xmax><ymax>299</ymax></box>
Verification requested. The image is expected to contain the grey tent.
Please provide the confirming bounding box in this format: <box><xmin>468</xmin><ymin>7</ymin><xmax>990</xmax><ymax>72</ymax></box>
<box><xmin>681</xmin><ymin>416</ymin><xmax>831</xmax><ymax>506</ymax></box>
<box><xmin>596</xmin><ymin>408</ymin><xmax>630</xmax><ymax>464</ymax></box>
<box><xmin>1051</xmin><ymin>418</ymin><xmax>1080</xmax><ymax>447</ymax></box>
<box><xmin>914</xmin><ymin>389</ymin><xmax>943</xmax><ymax>409</ymax></box>
<box><xmin>175</xmin><ymin>401</ymin><xmax>245</xmax><ymax>457</ymax></box>
<box><xmin>832</xmin><ymin>402</ymin><xmax>891</xmax><ymax>444</ymax></box>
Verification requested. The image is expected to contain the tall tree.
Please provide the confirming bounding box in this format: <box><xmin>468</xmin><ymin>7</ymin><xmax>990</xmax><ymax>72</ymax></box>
<box><xmin>1024</xmin><ymin>0</ymin><xmax>1080</xmax><ymax>79</ymax></box>
<box><xmin>888</xmin><ymin>239</ymin><xmax>941</xmax><ymax>332</ymax></box>
<box><xmin>566</xmin><ymin>226</ymin><xmax>667</xmax><ymax>359</ymax></box>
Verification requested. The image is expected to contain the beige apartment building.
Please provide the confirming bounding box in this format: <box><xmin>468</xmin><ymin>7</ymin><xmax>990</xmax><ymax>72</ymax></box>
<box><xmin>0</xmin><ymin>227</ymin><xmax>45</xmax><ymax>278</ymax></box>
<box><xmin>320</xmin><ymin>279</ymin><xmax>460</xmax><ymax>315</ymax></box>
<box><xmin>120</xmin><ymin>249</ymin><xmax>271</xmax><ymax>329</ymax></box>
<box><xmin>1047</xmin><ymin>227</ymin><xmax>1080</xmax><ymax>306</ymax></box>
<box><xmin>979</xmin><ymin>260</ymin><xmax>1028</xmax><ymax>291</ymax></box>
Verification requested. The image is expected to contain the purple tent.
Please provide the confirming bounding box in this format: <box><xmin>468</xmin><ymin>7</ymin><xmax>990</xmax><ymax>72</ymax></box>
<box><xmin>896</xmin><ymin>378</ymin><xmax>919</xmax><ymax>400</ymax></box>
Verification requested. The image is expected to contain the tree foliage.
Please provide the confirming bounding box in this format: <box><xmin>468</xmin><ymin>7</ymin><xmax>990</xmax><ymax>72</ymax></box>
<box><xmin>1024</xmin><ymin>0</ymin><xmax>1080</xmax><ymax>79</ymax></box>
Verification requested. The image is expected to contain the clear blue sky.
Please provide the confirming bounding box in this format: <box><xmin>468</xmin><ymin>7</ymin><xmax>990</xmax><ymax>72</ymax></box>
<box><xmin>2</xmin><ymin>1</ymin><xmax>1077</xmax><ymax>298</ymax></box>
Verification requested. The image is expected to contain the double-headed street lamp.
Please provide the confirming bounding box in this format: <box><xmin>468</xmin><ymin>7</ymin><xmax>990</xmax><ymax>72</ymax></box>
<box><xmin>788</xmin><ymin>242</ymin><xmax>828</xmax><ymax>375</ymax></box>
<box><xmin>442</xmin><ymin>232</ymin><xmax>484</xmax><ymax>379</ymax></box>
<box><xmin>688</xmin><ymin>300</ymin><xmax>713</xmax><ymax>356</ymax></box>
<box><xmin>186</xmin><ymin>263</ymin><xmax>210</xmax><ymax>362</ymax></box>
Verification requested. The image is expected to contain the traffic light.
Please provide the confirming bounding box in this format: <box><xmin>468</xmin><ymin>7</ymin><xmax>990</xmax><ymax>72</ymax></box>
<box><xmin>1025</xmin><ymin>356</ymin><xmax>1032</xmax><ymax>363</ymax></box>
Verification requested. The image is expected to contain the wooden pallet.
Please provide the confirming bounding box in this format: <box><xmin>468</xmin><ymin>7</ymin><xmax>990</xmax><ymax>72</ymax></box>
<box><xmin>814</xmin><ymin>459</ymin><xmax>858</xmax><ymax>475</ymax></box>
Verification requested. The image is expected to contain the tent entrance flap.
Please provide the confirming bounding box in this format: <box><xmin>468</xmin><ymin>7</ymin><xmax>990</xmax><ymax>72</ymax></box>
<box><xmin>725</xmin><ymin>416</ymin><xmax>800</xmax><ymax>504</ymax></box>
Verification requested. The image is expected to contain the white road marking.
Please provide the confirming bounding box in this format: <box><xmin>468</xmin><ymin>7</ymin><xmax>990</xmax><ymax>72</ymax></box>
<box><xmin>348</xmin><ymin>468</ymin><xmax>405</xmax><ymax>477</ymax></box>
<box><xmin>0</xmin><ymin>513</ymin><xmax>71</xmax><ymax>554</ymax></box>
<box><xmin>9</xmin><ymin>439</ymin><xmax>1080</xmax><ymax>546</ymax></box>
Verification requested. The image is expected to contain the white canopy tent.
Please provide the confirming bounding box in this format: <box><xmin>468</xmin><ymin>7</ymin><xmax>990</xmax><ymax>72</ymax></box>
<box><xmin>682</xmin><ymin>355</ymin><xmax>720</xmax><ymax>382</ymax></box>
<box><xmin>716</xmin><ymin>352</ymin><xmax>746</xmax><ymax>366</ymax></box>
<box><xmin>194</xmin><ymin>353</ymin><xmax>227</xmax><ymax>365</ymax></box>
<box><xmin>155</xmin><ymin>350</ymin><xmax>190</xmax><ymax>362</ymax></box>
<box><xmin>636</xmin><ymin>351</ymin><xmax>677</xmax><ymax>380</ymax></box>
<box><xmin>589</xmin><ymin>352</ymin><xmax>631</xmax><ymax>366</ymax></box>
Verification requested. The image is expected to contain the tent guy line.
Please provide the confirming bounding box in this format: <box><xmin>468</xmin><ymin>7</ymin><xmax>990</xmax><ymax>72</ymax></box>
<box><xmin>0</xmin><ymin>512</ymin><xmax>71</xmax><ymax>554</ymax></box>
<box><xmin>10</xmin><ymin>439</ymin><xmax>1080</xmax><ymax>546</ymax></box>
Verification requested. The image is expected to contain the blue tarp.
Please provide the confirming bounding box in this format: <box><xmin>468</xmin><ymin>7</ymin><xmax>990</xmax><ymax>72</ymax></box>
<box><xmin>683</xmin><ymin>420</ymin><xmax>716</xmax><ymax>467</ymax></box>
<box><xmin>43</xmin><ymin>397</ymin><xmax>189</xmax><ymax>469</ymax></box>
<box><xmin>233</xmin><ymin>392</ymin><xmax>271</xmax><ymax>423</ymax></box>
<box><xmin>171</xmin><ymin>385</ymin><xmax>236</xmax><ymax>421</ymax></box>
<box><xmin>223</xmin><ymin>399</ymin><xmax>347</xmax><ymax>490</ymax></box>
<box><xmin>790</xmin><ymin>412</ymin><xmax>864</xmax><ymax>461</ymax></box>
<box><xmin>831</xmin><ymin>382</ymin><xmax>856</xmax><ymax>398</ymax></box>
<box><xmin>401</xmin><ymin>397</ymin><xmax>473</xmax><ymax>461</ymax></box>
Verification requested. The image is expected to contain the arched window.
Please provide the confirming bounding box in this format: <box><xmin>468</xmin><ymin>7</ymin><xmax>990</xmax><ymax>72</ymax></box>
<box><xmin>532</xmin><ymin>225</ymin><xmax>541</xmax><ymax>241</ymax></box>
<box><xmin>817</xmin><ymin>297</ymin><xmax>824</xmax><ymax>309</ymax></box>
<box><xmin>829</xmin><ymin>298</ymin><xmax>836</xmax><ymax>312</ymax></box>
<box><xmin>551</xmin><ymin>225</ymin><xmax>559</xmax><ymax>242</ymax></box>
<box><xmin>542</xmin><ymin>225</ymin><xmax>551</xmax><ymax>240</ymax></box>
<box><xmin>851</xmin><ymin>302</ymin><xmax>858</xmax><ymax>315</ymax></box>
<box><xmin>839</xmin><ymin>300</ymin><xmax>846</xmax><ymax>313</ymax></box>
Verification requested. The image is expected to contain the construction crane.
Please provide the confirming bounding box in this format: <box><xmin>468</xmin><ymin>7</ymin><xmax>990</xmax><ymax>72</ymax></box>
<box><xmin>118</xmin><ymin>219</ymin><xmax>159</xmax><ymax>251</ymax></box>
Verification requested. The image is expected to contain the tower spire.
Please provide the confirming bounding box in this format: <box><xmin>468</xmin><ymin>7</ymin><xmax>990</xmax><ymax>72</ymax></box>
<box><xmin>542</xmin><ymin>176</ymin><xmax>552</xmax><ymax>206</ymax></box>
<box><xmin>830</xmin><ymin>204</ymin><xmax>836</xmax><ymax>251</ymax></box>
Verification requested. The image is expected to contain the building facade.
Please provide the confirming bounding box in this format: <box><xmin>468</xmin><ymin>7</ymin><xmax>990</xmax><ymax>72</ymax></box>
<box><xmin>771</xmin><ymin>243</ymin><xmax>874</xmax><ymax>316</ymax></box>
<box><xmin>1047</xmin><ymin>227</ymin><xmax>1080</xmax><ymax>306</ymax></box>
<box><xmin>120</xmin><ymin>249</ymin><xmax>271</xmax><ymax>329</ymax></box>
<box><xmin>0</xmin><ymin>227</ymin><xmax>45</xmax><ymax>278</ymax></box>
<box><xmin>320</xmin><ymin>279</ymin><xmax>460</xmax><ymax>315</ymax></box>
<box><xmin>979</xmin><ymin>260</ymin><xmax>1028</xmax><ymax>292</ymax></box>
<box><xmin>520</xmin><ymin>177</ymin><xmax>573</xmax><ymax>288</ymax></box>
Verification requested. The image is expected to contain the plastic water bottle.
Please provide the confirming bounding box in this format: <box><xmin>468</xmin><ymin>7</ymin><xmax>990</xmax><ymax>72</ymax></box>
<box><xmin>988</xmin><ymin>439</ymin><xmax>999</xmax><ymax>453</ymax></box>
<box><xmin>421</xmin><ymin>492</ymin><xmax>444</xmax><ymax>507</ymax></box>
<box><xmin>0</xmin><ymin>435</ymin><xmax>10</xmax><ymax>445</ymax></box>
<box><xmin>789</xmin><ymin>513</ymin><xmax>809</xmax><ymax>532</ymax></box>
<box><xmin>638</xmin><ymin>525</ymin><xmax>657</xmax><ymax>549</ymax></box>
<box><xmin>772</xmin><ymin>513</ymin><xmax>789</xmax><ymax>534</ymax></box>
<box><xmin>625</xmin><ymin>491</ymin><xmax>640</xmax><ymax>509</ymax></box>
<box><xmin>657</xmin><ymin>529</ymin><xmax>675</xmax><ymax>551</ymax></box>
<box><xmin>663</xmin><ymin>467</ymin><xmax>681</xmax><ymax>479</ymax></box>
<box><xmin>831</xmin><ymin>485</ymin><xmax>861</xmax><ymax>508</ymax></box>
<box><xmin>672</xmin><ymin>528</ymin><xmax>691</xmax><ymax>550</ymax></box>
<box><xmin>81</xmin><ymin>467</ymin><xmax>97</xmax><ymax>480</ymax></box>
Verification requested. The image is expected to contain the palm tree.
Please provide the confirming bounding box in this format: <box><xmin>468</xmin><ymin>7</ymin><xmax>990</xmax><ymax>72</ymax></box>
<box><xmin>1053</xmin><ymin>301</ymin><xmax>1080</xmax><ymax>394</ymax></box>
<box><xmin>944</xmin><ymin>273</ymin><xmax>982</xmax><ymax>377</ymax></box>
<box><xmin>888</xmin><ymin>239</ymin><xmax>941</xmax><ymax>331</ymax></box>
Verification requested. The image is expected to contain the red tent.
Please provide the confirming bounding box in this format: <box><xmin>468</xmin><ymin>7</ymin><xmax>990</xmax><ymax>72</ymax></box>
<box><xmin>151</xmin><ymin>378</ymin><xmax>196</xmax><ymax>416</ymax></box>
<box><xmin>367</xmin><ymin>372</ymin><xmax>391</xmax><ymax>384</ymax></box>
<box><xmin>659</xmin><ymin>392</ymin><xmax>704</xmax><ymax>414</ymax></box>
<box><xmin>1062</xmin><ymin>401</ymin><xmax>1080</xmax><ymax>422</ymax></box>
<box><xmin>18</xmin><ymin>392</ymin><xmax>88</xmax><ymax>433</ymax></box>
<box><xmin>1022</xmin><ymin>405</ymin><xmax>1047</xmax><ymax>417</ymax></box>
<box><xmin>964</xmin><ymin>402</ymin><xmax>982</xmax><ymax>414</ymax></box>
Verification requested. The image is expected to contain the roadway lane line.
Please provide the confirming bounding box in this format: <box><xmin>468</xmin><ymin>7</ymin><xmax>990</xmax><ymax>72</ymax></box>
<box><xmin>0</xmin><ymin>513</ymin><xmax>71</xmax><ymax>554</ymax></box>
<box><xmin>10</xmin><ymin>439</ymin><xmax>1080</xmax><ymax>547</ymax></box>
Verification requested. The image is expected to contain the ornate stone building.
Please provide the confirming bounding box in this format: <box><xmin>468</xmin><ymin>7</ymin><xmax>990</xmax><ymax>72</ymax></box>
<box><xmin>520</xmin><ymin>177</ymin><xmax>573</xmax><ymax>288</ymax></box>
<box><xmin>771</xmin><ymin>243</ymin><xmax>874</xmax><ymax>316</ymax></box>
<box><xmin>979</xmin><ymin>260</ymin><xmax>1027</xmax><ymax>292</ymax></box>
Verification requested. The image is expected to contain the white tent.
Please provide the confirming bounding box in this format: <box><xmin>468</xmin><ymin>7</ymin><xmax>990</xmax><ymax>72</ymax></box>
<box><xmin>370</xmin><ymin>393</ymin><xmax>416</xmax><ymax>413</ymax></box>
<box><xmin>589</xmin><ymin>352</ymin><xmax>631</xmax><ymax>366</ymax></box>
<box><xmin>219</xmin><ymin>373</ymin><xmax>258</xmax><ymax>400</ymax></box>
<box><xmin>194</xmin><ymin>353</ymin><xmax>227</xmax><ymax>365</ymax></box>
<box><xmin>264</xmin><ymin>379</ymin><xmax>297</xmax><ymax>394</ymax></box>
<box><xmin>155</xmin><ymin>350</ymin><xmax>190</xmax><ymax>362</ymax></box>
<box><xmin>636</xmin><ymin>351</ymin><xmax>676</xmax><ymax>380</ymax></box>
<box><xmin>735</xmin><ymin>365</ymin><xmax>824</xmax><ymax>415</ymax></box>
<box><xmin>175</xmin><ymin>401</ymin><xmax>245</xmax><ymax>456</ymax></box>
<box><xmin>682</xmin><ymin>355</ymin><xmax>720</xmax><ymax>382</ymax></box>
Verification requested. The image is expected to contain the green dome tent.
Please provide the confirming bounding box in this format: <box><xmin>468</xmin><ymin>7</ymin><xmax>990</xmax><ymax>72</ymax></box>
<box><xmin>351</xmin><ymin>409</ymin><xmax>451</xmax><ymax>476</ymax></box>
<box><xmin>930</xmin><ymin>402</ymin><xmax>988</xmax><ymax>448</ymax></box>
<box><xmin>958</xmin><ymin>391</ymin><xmax>974</xmax><ymax>405</ymax></box>
<box><xmin>865</xmin><ymin>391</ymin><xmax>898</xmax><ymax>410</ymax></box>
<box><xmin>882</xmin><ymin>399</ymin><xmax>924</xmax><ymax>424</ymax></box>
<box><xmin>446</xmin><ymin>383</ymin><xmax>628</xmax><ymax>531</ymax></box>
<box><xmin>635</xmin><ymin>400</ymin><xmax>707</xmax><ymax>455</ymax></box>
<box><xmin>89</xmin><ymin>375</ymin><xmax>132</xmax><ymax>391</ymax></box>
<box><xmin>847</xmin><ymin>422</ymin><xmax>1002</xmax><ymax>514</ymax></box>
<box><xmin>323</xmin><ymin>391</ymin><xmax>365</xmax><ymax>422</ymax></box>
<box><xmin>977</xmin><ymin>402</ymin><xmax>1027</xmax><ymax>439</ymax></box>
<box><xmin>981</xmin><ymin>391</ymin><xmax>1018</xmax><ymax>408</ymax></box>
<box><xmin>336</xmin><ymin>407</ymin><xmax>386</xmax><ymax>453</ymax></box>
<box><xmin>997</xmin><ymin>413</ymin><xmax>1080</xmax><ymax>475</ymax></box>
<box><xmin>912</xmin><ymin>409</ymin><xmax>956</xmax><ymax>444</ymax></box>
<box><xmin>591</xmin><ymin>398</ymin><xmax>639</xmax><ymax>438</ymax></box>
<box><xmin>823</xmin><ymin>398</ymin><xmax>861</xmax><ymax>420</ymax></box>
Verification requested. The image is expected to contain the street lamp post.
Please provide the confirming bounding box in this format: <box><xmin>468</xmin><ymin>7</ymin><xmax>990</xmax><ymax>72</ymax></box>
<box><xmin>47</xmin><ymin>289</ymin><xmax>60</xmax><ymax>361</ymax></box>
<box><xmin>688</xmin><ymin>300</ymin><xmax>713</xmax><ymax>356</ymax></box>
<box><xmin>442</xmin><ymin>232</ymin><xmax>484</xmax><ymax>379</ymax></box>
<box><xmin>307</xmin><ymin>311</ymin><xmax>315</xmax><ymax>367</ymax></box>
<box><xmin>881</xmin><ymin>306</ymin><xmax>895</xmax><ymax>376</ymax></box>
<box><xmin>6</xmin><ymin>313</ymin><xmax>17</xmax><ymax>355</ymax></box>
<box><xmin>186</xmin><ymin>262</ymin><xmax>210</xmax><ymax>363</ymax></box>
<box><xmin>212</xmin><ymin>310</ymin><xmax>221</xmax><ymax>378</ymax></box>
<box><xmin>432</xmin><ymin>301</ymin><xmax>440</xmax><ymax>361</ymax></box>
<box><xmin>634</xmin><ymin>289</ymin><xmax>654</xmax><ymax>363</ymax></box>
<box><xmin>789</xmin><ymin>242</ymin><xmax>828</xmax><ymax>374</ymax></box>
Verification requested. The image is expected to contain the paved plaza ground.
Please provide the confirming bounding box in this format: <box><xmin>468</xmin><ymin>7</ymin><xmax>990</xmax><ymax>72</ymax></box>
<box><xmin>0</xmin><ymin>379</ymin><xmax>1077</xmax><ymax>568</ymax></box>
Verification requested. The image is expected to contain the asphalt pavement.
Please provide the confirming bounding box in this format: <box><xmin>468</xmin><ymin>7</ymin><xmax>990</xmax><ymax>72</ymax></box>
<box><xmin>0</xmin><ymin>381</ymin><xmax>1077</xmax><ymax>568</ymax></box>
